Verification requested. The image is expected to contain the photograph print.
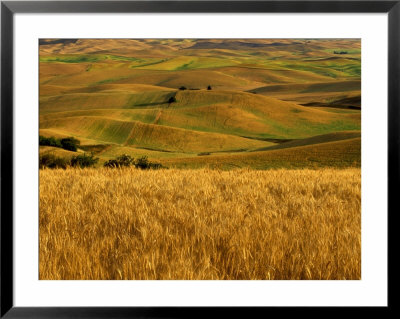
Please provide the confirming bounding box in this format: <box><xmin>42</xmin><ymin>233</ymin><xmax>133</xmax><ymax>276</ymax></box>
<box><xmin>39</xmin><ymin>38</ymin><xmax>361</xmax><ymax>280</ymax></box>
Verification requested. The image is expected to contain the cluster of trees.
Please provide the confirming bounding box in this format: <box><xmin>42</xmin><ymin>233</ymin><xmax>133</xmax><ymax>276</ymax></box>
<box><xmin>39</xmin><ymin>153</ymin><xmax>99</xmax><ymax>169</ymax></box>
<box><xmin>39</xmin><ymin>137</ymin><xmax>164</xmax><ymax>170</ymax></box>
<box><xmin>104</xmin><ymin>154</ymin><xmax>163</xmax><ymax>169</ymax></box>
<box><xmin>39</xmin><ymin>136</ymin><xmax>81</xmax><ymax>152</ymax></box>
<box><xmin>39</xmin><ymin>153</ymin><xmax>164</xmax><ymax>170</ymax></box>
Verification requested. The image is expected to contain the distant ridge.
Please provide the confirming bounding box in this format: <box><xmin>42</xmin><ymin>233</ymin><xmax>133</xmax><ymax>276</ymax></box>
<box><xmin>39</xmin><ymin>39</ymin><xmax>78</xmax><ymax>45</ymax></box>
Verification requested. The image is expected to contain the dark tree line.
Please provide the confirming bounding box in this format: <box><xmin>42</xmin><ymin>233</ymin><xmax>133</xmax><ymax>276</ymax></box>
<box><xmin>39</xmin><ymin>153</ymin><xmax>164</xmax><ymax>170</ymax></box>
<box><xmin>39</xmin><ymin>153</ymin><xmax>99</xmax><ymax>169</ymax></box>
<box><xmin>104</xmin><ymin>155</ymin><xmax>163</xmax><ymax>169</ymax></box>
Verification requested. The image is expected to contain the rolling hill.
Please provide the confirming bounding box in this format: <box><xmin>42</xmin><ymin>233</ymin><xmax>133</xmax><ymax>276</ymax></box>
<box><xmin>162</xmin><ymin>137</ymin><xmax>361</xmax><ymax>169</ymax></box>
<box><xmin>39</xmin><ymin>38</ymin><xmax>361</xmax><ymax>169</ymax></box>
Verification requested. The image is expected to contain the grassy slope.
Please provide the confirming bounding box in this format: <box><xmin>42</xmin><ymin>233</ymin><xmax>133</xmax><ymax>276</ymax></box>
<box><xmin>40</xmin><ymin>116</ymin><xmax>274</xmax><ymax>153</ymax></box>
<box><xmin>252</xmin><ymin>131</ymin><xmax>361</xmax><ymax>152</ymax></box>
<box><xmin>251</xmin><ymin>80</ymin><xmax>361</xmax><ymax>94</ymax></box>
<box><xmin>39</xmin><ymin>145</ymin><xmax>81</xmax><ymax>158</ymax></box>
<box><xmin>161</xmin><ymin>137</ymin><xmax>361</xmax><ymax>169</ymax></box>
<box><xmin>249</xmin><ymin>80</ymin><xmax>361</xmax><ymax>107</ymax></box>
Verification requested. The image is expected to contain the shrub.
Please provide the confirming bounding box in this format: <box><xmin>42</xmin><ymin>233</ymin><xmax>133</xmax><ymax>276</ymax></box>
<box><xmin>70</xmin><ymin>153</ymin><xmax>98</xmax><ymax>168</ymax></box>
<box><xmin>207</xmin><ymin>85</ymin><xmax>212</xmax><ymax>90</ymax></box>
<box><xmin>60</xmin><ymin>137</ymin><xmax>80</xmax><ymax>152</ymax></box>
<box><xmin>198</xmin><ymin>152</ymin><xmax>211</xmax><ymax>156</ymax></box>
<box><xmin>168</xmin><ymin>96</ymin><xmax>176</xmax><ymax>104</ymax></box>
<box><xmin>148</xmin><ymin>162</ymin><xmax>163</xmax><ymax>169</ymax></box>
<box><xmin>103</xmin><ymin>159</ymin><xmax>120</xmax><ymax>168</ymax></box>
<box><xmin>104</xmin><ymin>154</ymin><xmax>135</xmax><ymax>168</ymax></box>
<box><xmin>135</xmin><ymin>156</ymin><xmax>163</xmax><ymax>170</ymax></box>
<box><xmin>134</xmin><ymin>156</ymin><xmax>150</xmax><ymax>169</ymax></box>
<box><xmin>116</xmin><ymin>154</ymin><xmax>135</xmax><ymax>166</ymax></box>
<box><xmin>179</xmin><ymin>86</ymin><xmax>187</xmax><ymax>90</ymax></box>
<box><xmin>39</xmin><ymin>154</ymin><xmax>69</xmax><ymax>169</ymax></box>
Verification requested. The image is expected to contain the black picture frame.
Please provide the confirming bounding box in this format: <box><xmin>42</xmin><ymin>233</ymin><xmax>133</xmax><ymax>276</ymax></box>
<box><xmin>1</xmin><ymin>1</ymin><xmax>396</xmax><ymax>317</ymax></box>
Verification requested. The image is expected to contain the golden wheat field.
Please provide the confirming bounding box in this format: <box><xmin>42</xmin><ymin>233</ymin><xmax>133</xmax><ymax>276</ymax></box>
<box><xmin>39</xmin><ymin>168</ymin><xmax>361</xmax><ymax>280</ymax></box>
